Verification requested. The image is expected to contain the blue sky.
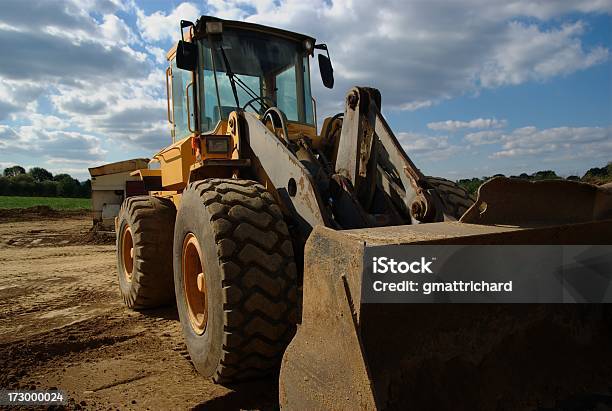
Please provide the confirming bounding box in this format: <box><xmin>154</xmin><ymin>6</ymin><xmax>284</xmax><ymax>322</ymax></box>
<box><xmin>0</xmin><ymin>0</ymin><xmax>610</xmax><ymax>181</ymax></box>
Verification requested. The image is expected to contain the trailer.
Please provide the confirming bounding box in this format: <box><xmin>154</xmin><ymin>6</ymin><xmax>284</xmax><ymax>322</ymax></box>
<box><xmin>88</xmin><ymin>158</ymin><xmax>149</xmax><ymax>230</ymax></box>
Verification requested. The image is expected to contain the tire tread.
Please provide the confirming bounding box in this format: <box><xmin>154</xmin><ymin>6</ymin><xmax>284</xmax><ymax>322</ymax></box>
<box><xmin>426</xmin><ymin>176</ymin><xmax>475</xmax><ymax>219</ymax></box>
<box><xmin>184</xmin><ymin>179</ymin><xmax>297</xmax><ymax>383</ymax></box>
<box><xmin>117</xmin><ymin>195</ymin><xmax>176</xmax><ymax>309</ymax></box>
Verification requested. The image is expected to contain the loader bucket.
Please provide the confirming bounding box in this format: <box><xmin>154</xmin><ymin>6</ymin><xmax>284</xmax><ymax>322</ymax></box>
<box><xmin>280</xmin><ymin>181</ymin><xmax>612</xmax><ymax>410</ymax></box>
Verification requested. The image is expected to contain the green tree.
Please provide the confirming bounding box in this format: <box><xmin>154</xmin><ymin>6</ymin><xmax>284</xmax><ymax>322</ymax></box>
<box><xmin>12</xmin><ymin>173</ymin><xmax>35</xmax><ymax>196</ymax></box>
<box><xmin>56</xmin><ymin>176</ymin><xmax>79</xmax><ymax>197</ymax></box>
<box><xmin>28</xmin><ymin>167</ymin><xmax>53</xmax><ymax>182</ymax></box>
<box><xmin>532</xmin><ymin>170</ymin><xmax>559</xmax><ymax>180</ymax></box>
<box><xmin>583</xmin><ymin>166</ymin><xmax>608</xmax><ymax>178</ymax></box>
<box><xmin>3</xmin><ymin>165</ymin><xmax>25</xmax><ymax>177</ymax></box>
<box><xmin>78</xmin><ymin>179</ymin><xmax>92</xmax><ymax>198</ymax></box>
<box><xmin>457</xmin><ymin>177</ymin><xmax>484</xmax><ymax>195</ymax></box>
<box><xmin>582</xmin><ymin>162</ymin><xmax>612</xmax><ymax>184</ymax></box>
<box><xmin>53</xmin><ymin>173</ymin><xmax>73</xmax><ymax>182</ymax></box>
<box><xmin>0</xmin><ymin>176</ymin><xmax>8</xmax><ymax>195</ymax></box>
<box><xmin>41</xmin><ymin>180</ymin><xmax>59</xmax><ymax>196</ymax></box>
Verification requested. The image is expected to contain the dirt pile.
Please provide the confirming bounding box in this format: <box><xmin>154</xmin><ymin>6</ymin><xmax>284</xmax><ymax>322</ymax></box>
<box><xmin>0</xmin><ymin>205</ymin><xmax>87</xmax><ymax>221</ymax></box>
<box><xmin>0</xmin><ymin>208</ymin><xmax>114</xmax><ymax>247</ymax></box>
<box><xmin>74</xmin><ymin>225</ymin><xmax>116</xmax><ymax>245</ymax></box>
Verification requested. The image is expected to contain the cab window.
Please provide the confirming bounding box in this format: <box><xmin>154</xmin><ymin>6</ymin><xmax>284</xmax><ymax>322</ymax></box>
<box><xmin>275</xmin><ymin>66</ymin><xmax>298</xmax><ymax>121</ymax></box>
<box><xmin>170</xmin><ymin>58</ymin><xmax>194</xmax><ymax>140</ymax></box>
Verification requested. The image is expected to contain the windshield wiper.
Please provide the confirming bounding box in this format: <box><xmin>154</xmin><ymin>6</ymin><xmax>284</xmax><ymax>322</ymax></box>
<box><xmin>218</xmin><ymin>46</ymin><xmax>270</xmax><ymax>113</ymax></box>
<box><xmin>219</xmin><ymin>47</ymin><xmax>241</xmax><ymax>108</ymax></box>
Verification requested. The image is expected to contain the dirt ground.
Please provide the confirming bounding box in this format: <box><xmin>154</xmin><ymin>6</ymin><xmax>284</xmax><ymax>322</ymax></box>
<box><xmin>0</xmin><ymin>210</ymin><xmax>277</xmax><ymax>410</ymax></box>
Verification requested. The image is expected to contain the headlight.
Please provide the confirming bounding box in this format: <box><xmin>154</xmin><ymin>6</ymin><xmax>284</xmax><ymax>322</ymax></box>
<box><xmin>303</xmin><ymin>39</ymin><xmax>314</xmax><ymax>53</ymax></box>
<box><xmin>206</xmin><ymin>21</ymin><xmax>223</xmax><ymax>34</ymax></box>
<box><xmin>206</xmin><ymin>136</ymin><xmax>231</xmax><ymax>154</ymax></box>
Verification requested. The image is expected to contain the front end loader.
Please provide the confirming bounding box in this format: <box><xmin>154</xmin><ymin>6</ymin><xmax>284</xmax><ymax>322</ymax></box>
<box><xmin>104</xmin><ymin>15</ymin><xmax>612</xmax><ymax>409</ymax></box>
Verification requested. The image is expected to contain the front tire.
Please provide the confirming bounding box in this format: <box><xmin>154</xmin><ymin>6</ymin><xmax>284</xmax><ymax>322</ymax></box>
<box><xmin>116</xmin><ymin>195</ymin><xmax>176</xmax><ymax>309</ymax></box>
<box><xmin>426</xmin><ymin>176</ymin><xmax>475</xmax><ymax>220</ymax></box>
<box><xmin>173</xmin><ymin>179</ymin><xmax>298</xmax><ymax>383</ymax></box>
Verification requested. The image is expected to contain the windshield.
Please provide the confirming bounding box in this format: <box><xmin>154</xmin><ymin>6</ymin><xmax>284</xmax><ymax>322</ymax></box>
<box><xmin>197</xmin><ymin>30</ymin><xmax>314</xmax><ymax>132</ymax></box>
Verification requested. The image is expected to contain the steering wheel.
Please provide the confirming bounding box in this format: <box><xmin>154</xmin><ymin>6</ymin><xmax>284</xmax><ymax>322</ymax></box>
<box><xmin>242</xmin><ymin>96</ymin><xmax>275</xmax><ymax>114</ymax></box>
<box><xmin>262</xmin><ymin>107</ymin><xmax>290</xmax><ymax>145</ymax></box>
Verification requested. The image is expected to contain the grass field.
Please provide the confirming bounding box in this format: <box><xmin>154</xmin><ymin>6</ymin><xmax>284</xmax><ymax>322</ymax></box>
<box><xmin>0</xmin><ymin>196</ymin><xmax>90</xmax><ymax>210</ymax></box>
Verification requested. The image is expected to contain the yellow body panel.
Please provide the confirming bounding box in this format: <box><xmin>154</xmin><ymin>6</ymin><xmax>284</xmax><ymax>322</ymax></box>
<box><xmin>287</xmin><ymin>122</ymin><xmax>317</xmax><ymax>142</ymax></box>
<box><xmin>151</xmin><ymin>119</ymin><xmax>238</xmax><ymax>192</ymax></box>
<box><xmin>153</xmin><ymin>136</ymin><xmax>195</xmax><ymax>191</ymax></box>
<box><xmin>129</xmin><ymin>169</ymin><xmax>161</xmax><ymax>178</ymax></box>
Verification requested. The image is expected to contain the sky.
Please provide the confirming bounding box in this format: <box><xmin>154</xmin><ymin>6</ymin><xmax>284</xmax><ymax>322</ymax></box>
<box><xmin>0</xmin><ymin>0</ymin><xmax>610</xmax><ymax>181</ymax></box>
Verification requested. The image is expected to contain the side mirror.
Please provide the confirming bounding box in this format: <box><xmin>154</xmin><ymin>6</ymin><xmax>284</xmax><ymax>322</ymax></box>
<box><xmin>176</xmin><ymin>40</ymin><xmax>197</xmax><ymax>71</ymax></box>
<box><xmin>315</xmin><ymin>44</ymin><xmax>334</xmax><ymax>89</ymax></box>
<box><xmin>318</xmin><ymin>55</ymin><xmax>334</xmax><ymax>89</ymax></box>
<box><xmin>176</xmin><ymin>20</ymin><xmax>196</xmax><ymax>71</ymax></box>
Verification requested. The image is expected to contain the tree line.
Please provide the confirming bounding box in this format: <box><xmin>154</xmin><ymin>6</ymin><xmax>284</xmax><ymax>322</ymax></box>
<box><xmin>2</xmin><ymin>161</ymin><xmax>610</xmax><ymax>199</ymax></box>
<box><xmin>457</xmin><ymin>162</ymin><xmax>612</xmax><ymax>195</ymax></box>
<box><xmin>0</xmin><ymin>166</ymin><xmax>91</xmax><ymax>198</ymax></box>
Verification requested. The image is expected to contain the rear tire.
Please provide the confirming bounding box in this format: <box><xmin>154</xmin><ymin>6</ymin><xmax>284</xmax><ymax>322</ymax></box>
<box><xmin>116</xmin><ymin>195</ymin><xmax>176</xmax><ymax>309</ymax></box>
<box><xmin>426</xmin><ymin>176</ymin><xmax>475</xmax><ymax>219</ymax></box>
<box><xmin>173</xmin><ymin>179</ymin><xmax>298</xmax><ymax>383</ymax></box>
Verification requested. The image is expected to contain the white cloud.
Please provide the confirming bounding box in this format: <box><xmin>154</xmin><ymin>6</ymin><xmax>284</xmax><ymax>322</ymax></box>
<box><xmin>0</xmin><ymin>0</ymin><xmax>151</xmax><ymax>129</ymax></box>
<box><xmin>397</xmin><ymin>132</ymin><xmax>464</xmax><ymax>161</ymax></box>
<box><xmin>136</xmin><ymin>2</ymin><xmax>200</xmax><ymax>42</ymax></box>
<box><xmin>1</xmin><ymin>126</ymin><xmax>106</xmax><ymax>165</ymax></box>
<box><xmin>27</xmin><ymin>114</ymin><xmax>70</xmax><ymax>130</ymax></box>
<box><xmin>396</xmin><ymin>123</ymin><xmax>612</xmax><ymax>177</ymax></box>
<box><xmin>51</xmin><ymin>69</ymin><xmax>170</xmax><ymax>150</ymax></box>
<box><xmin>146</xmin><ymin>45</ymin><xmax>168</xmax><ymax>65</ymax></box>
<box><xmin>0</xmin><ymin>125</ymin><xmax>20</xmax><ymax>146</ymax></box>
<box><xmin>480</xmin><ymin>21</ymin><xmax>609</xmax><ymax>87</ymax></box>
<box><xmin>491</xmin><ymin>126</ymin><xmax>612</xmax><ymax>159</ymax></box>
<box><xmin>0</xmin><ymin>0</ymin><xmax>167</xmax><ymax>159</ymax></box>
<box><xmin>428</xmin><ymin>118</ymin><xmax>507</xmax><ymax>132</ymax></box>
<box><xmin>397</xmin><ymin>100</ymin><xmax>434</xmax><ymax>111</ymax></box>
<box><xmin>0</xmin><ymin>80</ymin><xmax>47</xmax><ymax>121</ymax></box>
<box><xmin>464</xmin><ymin>130</ymin><xmax>503</xmax><ymax>145</ymax></box>
<box><xmin>99</xmin><ymin>14</ymin><xmax>138</xmax><ymax>45</ymax></box>
<box><xmin>72</xmin><ymin>0</ymin><xmax>128</xmax><ymax>14</ymax></box>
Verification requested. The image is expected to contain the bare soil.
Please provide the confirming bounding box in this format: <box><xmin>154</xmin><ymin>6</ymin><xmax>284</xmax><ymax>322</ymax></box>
<box><xmin>0</xmin><ymin>211</ymin><xmax>277</xmax><ymax>410</ymax></box>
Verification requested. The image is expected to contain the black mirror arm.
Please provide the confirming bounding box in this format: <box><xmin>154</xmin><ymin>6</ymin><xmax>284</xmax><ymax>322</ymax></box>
<box><xmin>314</xmin><ymin>43</ymin><xmax>331</xmax><ymax>59</ymax></box>
<box><xmin>180</xmin><ymin>20</ymin><xmax>194</xmax><ymax>43</ymax></box>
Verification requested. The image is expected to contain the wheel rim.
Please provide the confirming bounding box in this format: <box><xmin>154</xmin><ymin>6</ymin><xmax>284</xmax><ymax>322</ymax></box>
<box><xmin>121</xmin><ymin>225</ymin><xmax>134</xmax><ymax>282</ymax></box>
<box><xmin>182</xmin><ymin>233</ymin><xmax>208</xmax><ymax>335</ymax></box>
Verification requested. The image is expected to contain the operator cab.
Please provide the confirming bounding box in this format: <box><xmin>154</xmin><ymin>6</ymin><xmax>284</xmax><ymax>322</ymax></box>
<box><xmin>166</xmin><ymin>16</ymin><xmax>334</xmax><ymax>142</ymax></box>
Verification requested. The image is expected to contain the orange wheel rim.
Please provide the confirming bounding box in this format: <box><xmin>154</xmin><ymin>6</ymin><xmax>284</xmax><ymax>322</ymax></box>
<box><xmin>182</xmin><ymin>233</ymin><xmax>208</xmax><ymax>335</ymax></box>
<box><xmin>121</xmin><ymin>225</ymin><xmax>134</xmax><ymax>282</ymax></box>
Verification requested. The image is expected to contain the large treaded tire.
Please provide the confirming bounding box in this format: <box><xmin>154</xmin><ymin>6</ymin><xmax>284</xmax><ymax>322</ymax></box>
<box><xmin>426</xmin><ymin>176</ymin><xmax>475</xmax><ymax>220</ymax></box>
<box><xmin>173</xmin><ymin>178</ymin><xmax>298</xmax><ymax>384</ymax></box>
<box><xmin>116</xmin><ymin>195</ymin><xmax>176</xmax><ymax>309</ymax></box>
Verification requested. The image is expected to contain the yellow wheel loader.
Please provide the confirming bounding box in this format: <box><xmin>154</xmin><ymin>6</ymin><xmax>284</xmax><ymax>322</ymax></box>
<box><xmin>109</xmin><ymin>16</ymin><xmax>612</xmax><ymax>409</ymax></box>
